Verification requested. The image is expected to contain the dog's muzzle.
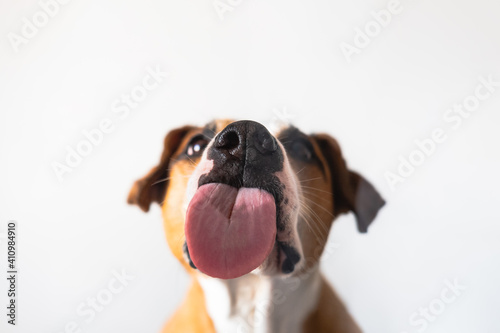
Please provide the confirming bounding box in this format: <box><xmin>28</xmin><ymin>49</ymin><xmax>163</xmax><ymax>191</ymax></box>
<box><xmin>184</xmin><ymin>121</ymin><xmax>301</xmax><ymax>279</ymax></box>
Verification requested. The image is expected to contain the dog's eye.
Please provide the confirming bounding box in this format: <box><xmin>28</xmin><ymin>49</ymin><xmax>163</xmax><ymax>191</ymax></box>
<box><xmin>291</xmin><ymin>141</ymin><xmax>312</xmax><ymax>161</ymax></box>
<box><xmin>186</xmin><ymin>136</ymin><xmax>209</xmax><ymax>157</ymax></box>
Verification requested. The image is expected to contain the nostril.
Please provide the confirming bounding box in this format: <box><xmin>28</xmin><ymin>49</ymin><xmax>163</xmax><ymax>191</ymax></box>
<box><xmin>215</xmin><ymin>130</ymin><xmax>240</xmax><ymax>150</ymax></box>
<box><xmin>257</xmin><ymin>130</ymin><xmax>277</xmax><ymax>153</ymax></box>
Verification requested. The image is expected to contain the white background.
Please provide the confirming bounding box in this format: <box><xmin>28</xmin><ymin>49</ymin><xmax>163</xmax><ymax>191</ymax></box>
<box><xmin>1</xmin><ymin>0</ymin><xmax>499</xmax><ymax>332</ymax></box>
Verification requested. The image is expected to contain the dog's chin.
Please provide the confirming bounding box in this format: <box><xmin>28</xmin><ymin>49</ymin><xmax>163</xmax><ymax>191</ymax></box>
<box><xmin>190</xmin><ymin>241</ymin><xmax>305</xmax><ymax>279</ymax></box>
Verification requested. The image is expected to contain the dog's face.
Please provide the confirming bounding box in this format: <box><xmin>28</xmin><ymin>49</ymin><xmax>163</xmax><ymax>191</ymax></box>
<box><xmin>128</xmin><ymin>120</ymin><xmax>384</xmax><ymax>279</ymax></box>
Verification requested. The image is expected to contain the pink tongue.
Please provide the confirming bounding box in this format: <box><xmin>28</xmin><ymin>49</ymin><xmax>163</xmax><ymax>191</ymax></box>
<box><xmin>185</xmin><ymin>183</ymin><xmax>276</xmax><ymax>279</ymax></box>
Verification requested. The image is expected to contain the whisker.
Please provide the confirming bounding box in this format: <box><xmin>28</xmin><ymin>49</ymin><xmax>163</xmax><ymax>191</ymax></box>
<box><xmin>298</xmin><ymin>177</ymin><xmax>324</xmax><ymax>183</ymax></box>
<box><xmin>299</xmin><ymin>185</ymin><xmax>333</xmax><ymax>196</ymax></box>
<box><xmin>298</xmin><ymin>209</ymin><xmax>324</xmax><ymax>242</ymax></box>
<box><xmin>300</xmin><ymin>200</ymin><xmax>331</xmax><ymax>236</ymax></box>
<box><xmin>300</xmin><ymin>189</ymin><xmax>331</xmax><ymax>204</ymax></box>
<box><xmin>303</xmin><ymin>196</ymin><xmax>335</xmax><ymax>221</ymax></box>
<box><xmin>299</xmin><ymin>199</ymin><xmax>330</xmax><ymax>240</ymax></box>
<box><xmin>295</xmin><ymin>166</ymin><xmax>306</xmax><ymax>175</ymax></box>
<box><xmin>151</xmin><ymin>177</ymin><xmax>170</xmax><ymax>186</ymax></box>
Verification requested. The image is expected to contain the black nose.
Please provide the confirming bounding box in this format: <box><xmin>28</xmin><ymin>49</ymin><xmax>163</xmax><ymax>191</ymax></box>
<box><xmin>213</xmin><ymin>120</ymin><xmax>277</xmax><ymax>160</ymax></box>
<box><xmin>199</xmin><ymin>120</ymin><xmax>284</xmax><ymax>192</ymax></box>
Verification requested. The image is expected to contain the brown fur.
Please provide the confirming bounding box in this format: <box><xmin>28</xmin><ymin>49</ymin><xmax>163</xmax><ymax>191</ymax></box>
<box><xmin>161</xmin><ymin>280</ymin><xmax>216</xmax><ymax>333</ymax></box>
<box><xmin>303</xmin><ymin>278</ymin><xmax>362</xmax><ymax>332</ymax></box>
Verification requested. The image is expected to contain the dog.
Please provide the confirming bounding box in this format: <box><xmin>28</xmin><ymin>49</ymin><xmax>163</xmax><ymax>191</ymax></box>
<box><xmin>128</xmin><ymin>119</ymin><xmax>385</xmax><ymax>333</ymax></box>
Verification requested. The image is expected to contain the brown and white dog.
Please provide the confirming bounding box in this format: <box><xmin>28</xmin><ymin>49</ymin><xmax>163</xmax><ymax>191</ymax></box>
<box><xmin>128</xmin><ymin>119</ymin><xmax>385</xmax><ymax>333</ymax></box>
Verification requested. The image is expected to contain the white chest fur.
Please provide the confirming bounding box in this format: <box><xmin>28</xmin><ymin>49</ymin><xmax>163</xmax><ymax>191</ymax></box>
<box><xmin>198</xmin><ymin>270</ymin><xmax>321</xmax><ymax>333</ymax></box>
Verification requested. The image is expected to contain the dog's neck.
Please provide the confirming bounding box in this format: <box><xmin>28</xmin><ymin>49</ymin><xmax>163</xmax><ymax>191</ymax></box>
<box><xmin>197</xmin><ymin>266</ymin><xmax>322</xmax><ymax>333</ymax></box>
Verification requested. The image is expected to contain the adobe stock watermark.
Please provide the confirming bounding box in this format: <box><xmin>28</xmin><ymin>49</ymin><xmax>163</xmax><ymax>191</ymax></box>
<box><xmin>385</xmin><ymin>74</ymin><xmax>499</xmax><ymax>191</ymax></box>
<box><xmin>339</xmin><ymin>0</ymin><xmax>405</xmax><ymax>63</ymax></box>
<box><xmin>51</xmin><ymin>65</ymin><xmax>168</xmax><ymax>182</ymax></box>
<box><xmin>5</xmin><ymin>221</ymin><xmax>18</xmax><ymax>326</ymax></box>
<box><xmin>52</xmin><ymin>269</ymin><xmax>135</xmax><ymax>333</ymax></box>
<box><xmin>213</xmin><ymin>0</ymin><xmax>244</xmax><ymax>21</ymax></box>
<box><xmin>400</xmin><ymin>278</ymin><xmax>466</xmax><ymax>333</ymax></box>
<box><xmin>7</xmin><ymin>0</ymin><xmax>73</xmax><ymax>53</ymax></box>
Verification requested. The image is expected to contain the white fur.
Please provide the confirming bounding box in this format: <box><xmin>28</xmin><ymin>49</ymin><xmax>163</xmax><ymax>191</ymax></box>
<box><xmin>198</xmin><ymin>269</ymin><xmax>321</xmax><ymax>333</ymax></box>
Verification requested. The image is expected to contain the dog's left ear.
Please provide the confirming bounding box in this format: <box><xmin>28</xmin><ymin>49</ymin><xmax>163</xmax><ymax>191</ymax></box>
<box><xmin>312</xmin><ymin>134</ymin><xmax>385</xmax><ymax>233</ymax></box>
<box><xmin>128</xmin><ymin>125</ymin><xmax>195</xmax><ymax>212</ymax></box>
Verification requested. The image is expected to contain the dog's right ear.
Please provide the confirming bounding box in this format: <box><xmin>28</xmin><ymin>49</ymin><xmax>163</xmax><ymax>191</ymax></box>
<box><xmin>128</xmin><ymin>125</ymin><xmax>194</xmax><ymax>212</ymax></box>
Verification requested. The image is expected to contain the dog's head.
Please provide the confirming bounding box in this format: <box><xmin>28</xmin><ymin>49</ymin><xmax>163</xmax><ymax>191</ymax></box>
<box><xmin>128</xmin><ymin>120</ymin><xmax>385</xmax><ymax>279</ymax></box>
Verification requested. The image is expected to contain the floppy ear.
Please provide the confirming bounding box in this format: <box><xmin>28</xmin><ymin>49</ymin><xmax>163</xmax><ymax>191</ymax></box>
<box><xmin>312</xmin><ymin>134</ymin><xmax>385</xmax><ymax>233</ymax></box>
<box><xmin>128</xmin><ymin>125</ymin><xmax>194</xmax><ymax>212</ymax></box>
